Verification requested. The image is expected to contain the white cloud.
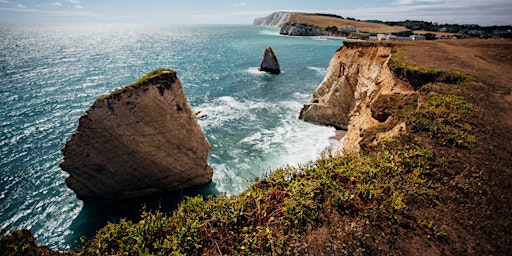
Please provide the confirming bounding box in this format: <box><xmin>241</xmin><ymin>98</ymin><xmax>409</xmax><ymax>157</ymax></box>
<box><xmin>0</xmin><ymin>0</ymin><xmax>12</xmax><ymax>3</ymax></box>
<box><xmin>16</xmin><ymin>3</ymin><xmax>25</xmax><ymax>8</ymax></box>
<box><xmin>52</xmin><ymin>2</ymin><xmax>63</xmax><ymax>7</ymax></box>
<box><xmin>66</xmin><ymin>0</ymin><xmax>81</xmax><ymax>3</ymax></box>
<box><xmin>74</xmin><ymin>5</ymin><xmax>82</xmax><ymax>9</ymax></box>
<box><xmin>235</xmin><ymin>2</ymin><xmax>247</xmax><ymax>7</ymax></box>
<box><xmin>394</xmin><ymin>0</ymin><xmax>443</xmax><ymax>4</ymax></box>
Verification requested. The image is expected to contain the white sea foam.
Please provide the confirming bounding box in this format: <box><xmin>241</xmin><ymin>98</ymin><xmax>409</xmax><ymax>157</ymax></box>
<box><xmin>258</xmin><ymin>29</ymin><xmax>281</xmax><ymax>37</ymax></box>
<box><xmin>307</xmin><ymin>66</ymin><xmax>327</xmax><ymax>76</ymax></box>
<box><xmin>245</xmin><ymin>67</ymin><xmax>265</xmax><ymax>75</ymax></box>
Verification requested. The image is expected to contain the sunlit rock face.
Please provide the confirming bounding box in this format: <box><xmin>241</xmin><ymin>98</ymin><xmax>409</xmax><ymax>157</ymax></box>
<box><xmin>300</xmin><ymin>42</ymin><xmax>415</xmax><ymax>155</ymax></box>
<box><xmin>60</xmin><ymin>69</ymin><xmax>213</xmax><ymax>202</ymax></box>
<box><xmin>253</xmin><ymin>11</ymin><xmax>292</xmax><ymax>28</ymax></box>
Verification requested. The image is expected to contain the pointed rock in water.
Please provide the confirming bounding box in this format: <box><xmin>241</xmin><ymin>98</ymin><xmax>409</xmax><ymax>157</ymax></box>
<box><xmin>259</xmin><ymin>46</ymin><xmax>281</xmax><ymax>74</ymax></box>
<box><xmin>60</xmin><ymin>69</ymin><xmax>213</xmax><ymax>202</ymax></box>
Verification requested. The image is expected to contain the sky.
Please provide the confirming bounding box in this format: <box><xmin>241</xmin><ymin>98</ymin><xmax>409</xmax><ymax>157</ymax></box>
<box><xmin>0</xmin><ymin>0</ymin><xmax>511</xmax><ymax>26</ymax></box>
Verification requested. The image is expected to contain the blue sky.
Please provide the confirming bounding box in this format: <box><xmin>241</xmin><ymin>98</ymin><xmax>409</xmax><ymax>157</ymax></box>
<box><xmin>0</xmin><ymin>0</ymin><xmax>510</xmax><ymax>26</ymax></box>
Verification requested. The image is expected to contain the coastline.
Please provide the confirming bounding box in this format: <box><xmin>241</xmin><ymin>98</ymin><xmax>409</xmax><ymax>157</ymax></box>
<box><xmin>322</xmin><ymin>129</ymin><xmax>346</xmax><ymax>156</ymax></box>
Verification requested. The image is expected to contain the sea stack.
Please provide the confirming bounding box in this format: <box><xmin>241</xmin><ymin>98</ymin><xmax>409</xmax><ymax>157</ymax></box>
<box><xmin>259</xmin><ymin>46</ymin><xmax>281</xmax><ymax>74</ymax></box>
<box><xmin>60</xmin><ymin>69</ymin><xmax>213</xmax><ymax>202</ymax></box>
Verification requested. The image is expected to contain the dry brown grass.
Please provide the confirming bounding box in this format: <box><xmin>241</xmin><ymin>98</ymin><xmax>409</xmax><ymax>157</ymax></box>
<box><xmin>412</xmin><ymin>30</ymin><xmax>461</xmax><ymax>37</ymax></box>
<box><xmin>395</xmin><ymin>39</ymin><xmax>512</xmax><ymax>103</ymax></box>
<box><xmin>391</xmin><ymin>39</ymin><xmax>512</xmax><ymax>254</ymax></box>
<box><xmin>290</xmin><ymin>13</ymin><xmax>407</xmax><ymax>33</ymax></box>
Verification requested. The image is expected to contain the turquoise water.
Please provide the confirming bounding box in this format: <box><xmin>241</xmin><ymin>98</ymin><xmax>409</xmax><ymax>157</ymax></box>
<box><xmin>0</xmin><ymin>24</ymin><xmax>342</xmax><ymax>248</ymax></box>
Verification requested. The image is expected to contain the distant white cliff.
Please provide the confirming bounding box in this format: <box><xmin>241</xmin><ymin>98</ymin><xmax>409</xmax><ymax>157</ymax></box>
<box><xmin>253</xmin><ymin>12</ymin><xmax>292</xmax><ymax>28</ymax></box>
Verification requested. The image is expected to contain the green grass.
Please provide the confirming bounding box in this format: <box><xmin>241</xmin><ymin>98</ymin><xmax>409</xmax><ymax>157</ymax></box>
<box><xmin>92</xmin><ymin>69</ymin><xmax>176</xmax><ymax>109</ymax></box>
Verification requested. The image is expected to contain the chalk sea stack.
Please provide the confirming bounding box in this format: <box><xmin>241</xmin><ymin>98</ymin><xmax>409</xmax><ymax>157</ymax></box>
<box><xmin>60</xmin><ymin>69</ymin><xmax>213</xmax><ymax>202</ymax></box>
<box><xmin>259</xmin><ymin>46</ymin><xmax>281</xmax><ymax>74</ymax></box>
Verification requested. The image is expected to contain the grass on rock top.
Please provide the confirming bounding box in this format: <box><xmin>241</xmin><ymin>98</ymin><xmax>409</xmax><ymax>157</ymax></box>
<box><xmin>92</xmin><ymin>69</ymin><xmax>177</xmax><ymax>109</ymax></box>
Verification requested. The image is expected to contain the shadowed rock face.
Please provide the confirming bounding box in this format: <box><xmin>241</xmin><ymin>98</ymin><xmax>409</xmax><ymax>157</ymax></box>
<box><xmin>259</xmin><ymin>46</ymin><xmax>281</xmax><ymax>74</ymax></box>
<box><xmin>60</xmin><ymin>69</ymin><xmax>213</xmax><ymax>202</ymax></box>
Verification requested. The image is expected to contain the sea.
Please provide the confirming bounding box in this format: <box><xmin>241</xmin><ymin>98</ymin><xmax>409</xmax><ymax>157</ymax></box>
<box><xmin>0</xmin><ymin>24</ymin><xmax>343</xmax><ymax>249</ymax></box>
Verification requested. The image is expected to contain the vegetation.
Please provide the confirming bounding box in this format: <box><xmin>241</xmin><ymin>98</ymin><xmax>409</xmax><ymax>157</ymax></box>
<box><xmin>389</xmin><ymin>47</ymin><xmax>474</xmax><ymax>89</ymax></box>
<box><xmin>0</xmin><ymin>229</ymin><xmax>66</xmax><ymax>256</ymax></box>
<box><xmin>92</xmin><ymin>69</ymin><xmax>176</xmax><ymax>108</ymax></box>
<box><xmin>367</xmin><ymin>19</ymin><xmax>512</xmax><ymax>38</ymax></box>
<box><xmin>71</xmin><ymin>49</ymin><xmax>480</xmax><ymax>254</ymax></box>
<box><xmin>2</xmin><ymin>40</ymin><xmax>511</xmax><ymax>255</ymax></box>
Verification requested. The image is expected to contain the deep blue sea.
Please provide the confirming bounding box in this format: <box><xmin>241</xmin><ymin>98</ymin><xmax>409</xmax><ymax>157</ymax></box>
<box><xmin>0</xmin><ymin>24</ymin><xmax>342</xmax><ymax>249</ymax></box>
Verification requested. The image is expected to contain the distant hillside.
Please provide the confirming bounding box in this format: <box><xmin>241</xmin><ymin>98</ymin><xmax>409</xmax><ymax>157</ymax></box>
<box><xmin>289</xmin><ymin>12</ymin><xmax>407</xmax><ymax>33</ymax></box>
<box><xmin>254</xmin><ymin>12</ymin><xmax>408</xmax><ymax>34</ymax></box>
<box><xmin>254</xmin><ymin>12</ymin><xmax>468</xmax><ymax>38</ymax></box>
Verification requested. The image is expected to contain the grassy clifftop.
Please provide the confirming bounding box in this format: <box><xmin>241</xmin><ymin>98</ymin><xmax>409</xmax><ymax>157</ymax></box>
<box><xmin>2</xmin><ymin>40</ymin><xmax>511</xmax><ymax>255</ymax></box>
<box><xmin>289</xmin><ymin>13</ymin><xmax>407</xmax><ymax>34</ymax></box>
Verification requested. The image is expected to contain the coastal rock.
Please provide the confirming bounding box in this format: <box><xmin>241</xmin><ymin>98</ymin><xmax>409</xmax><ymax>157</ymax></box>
<box><xmin>253</xmin><ymin>11</ymin><xmax>292</xmax><ymax>28</ymax></box>
<box><xmin>259</xmin><ymin>46</ymin><xmax>281</xmax><ymax>74</ymax></box>
<box><xmin>280</xmin><ymin>22</ymin><xmax>325</xmax><ymax>36</ymax></box>
<box><xmin>299</xmin><ymin>42</ymin><xmax>414</xmax><ymax>155</ymax></box>
<box><xmin>60</xmin><ymin>69</ymin><xmax>213</xmax><ymax>202</ymax></box>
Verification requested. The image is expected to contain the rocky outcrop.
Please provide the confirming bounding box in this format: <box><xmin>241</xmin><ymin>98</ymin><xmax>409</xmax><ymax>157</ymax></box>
<box><xmin>60</xmin><ymin>69</ymin><xmax>213</xmax><ymax>202</ymax></box>
<box><xmin>279</xmin><ymin>22</ymin><xmax>324</xmax><ymax>36</ymax></box>
<box><xmin>299</xmin><ymin>41</ymin><xmax>415</xmax><ymax>155</ymax></box>
<box><xmin>259</xmin><ymin>46</ymin><xmax>281</xmax><ymax>74</ymax></box>
<box><xmin>253</xmin><ymin>12</ymin><xmax>292</xmax><ymax>28</ymax></box>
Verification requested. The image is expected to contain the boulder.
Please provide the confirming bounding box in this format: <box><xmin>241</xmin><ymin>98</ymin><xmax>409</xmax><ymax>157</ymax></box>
<box><xmin>259</xmin><ymin>46</ymin><xmax>281</xmax><ymax>74</ymax></box>
<box><xmin>60</xmin><ymin>69</ymin><xmax>213</xmax><ymax>202</ymax></box>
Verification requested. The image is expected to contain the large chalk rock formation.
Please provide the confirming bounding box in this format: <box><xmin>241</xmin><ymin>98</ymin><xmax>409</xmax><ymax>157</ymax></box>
<box><xmin>300</xmin><ymin>42</ymin><xmax>414</xmax><ymax>155</ymax></box>
<box><xmin>60</xmin><ymin>69</ymin><xmax>213</xmax><ymax>202</ymax></box>
<box><xmin>259</xmin><ymin>46</ymin><xmax>281</xmax><ymax>74</ymax></box>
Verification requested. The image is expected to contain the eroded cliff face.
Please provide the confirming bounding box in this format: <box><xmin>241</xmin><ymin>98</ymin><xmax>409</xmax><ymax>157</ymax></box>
<box><xmin>253</xmin><ymin>12</ymin><xmax>292</xmax><ymax>28</ymax></box>
<box><xmin>300</xmin><ymin>42</ymin><xmax>415</xmax><ymax>155</ymax></box>
<box><xmin>60</xmin><ymin>69</ymin><xmax>213</xmax><ymax>202</ymax></box>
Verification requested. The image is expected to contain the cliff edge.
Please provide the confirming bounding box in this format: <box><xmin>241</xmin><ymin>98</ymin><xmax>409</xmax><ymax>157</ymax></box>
<box><xmin>300</xmin><ymin>41</ymin><xmax>414</xmax><ymax>155</ymax></box>
<box><xmin>60</xmin><ymin>69</ymin><xmax>213</xmax><ymax>202</ymax></box>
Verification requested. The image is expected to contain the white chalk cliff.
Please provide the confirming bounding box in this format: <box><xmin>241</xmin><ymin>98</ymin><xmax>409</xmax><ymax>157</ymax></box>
<box><xmin>253</xmin><ymin>12</ymin><xmax>292</xmax><ymax>28</ymax></box>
